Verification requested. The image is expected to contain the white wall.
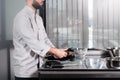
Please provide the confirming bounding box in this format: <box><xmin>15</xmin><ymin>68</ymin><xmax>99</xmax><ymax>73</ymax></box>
<box><xmin>5</xmin><ymin>0</ymin><xmax>25</xmax><ymax>40</ymax></box>
<box><xmin>0</xmin><ymin>0</ymin><xmax>25</xmax><ymax>80</ymax></box>
<box><xmin>0</xmin><ymin>49</ymin><xmax>8</xmax><ymax>80</ymax></box>
<box><xmin>0</xmin><ymin>0</ymin><xmax>1</xmax><ymax>40</ymax></box>
<box><xmin>10</xmin><ymin>48</ymin><xmax>14</xmax><ymax>80</ymax></box>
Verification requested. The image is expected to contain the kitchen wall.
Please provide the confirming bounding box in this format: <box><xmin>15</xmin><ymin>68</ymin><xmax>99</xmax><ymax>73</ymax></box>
<box><xmin>0</xmin><ymin>0</ymin><xmax>25</xmax><ymax>80</ymax></box>
<box><xmin>0</xmin><ymin>48</ymin><xmax>14</xmax><ymax>80</ymax></box>
<box><xmin>5</xmin><ymin>0</ymin><xmax>25</xmax><ymax>40</ymax></box>
<box><xmin>0</xmin><ymin>0</ymin><xmax>1</xmax><ymax>40</ymax></box>
<box><xmin>10</xmin><ymin>48</ymin><xmax>14</xmax><ymax>80</ymax></box>
<box><xmin>0</xmin><ymin>49</ymin><xmax>8</xmax><ymax>80</ymax></box>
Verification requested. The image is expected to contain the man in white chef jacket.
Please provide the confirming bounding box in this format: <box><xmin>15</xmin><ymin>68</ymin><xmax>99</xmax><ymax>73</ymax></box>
<box><xmin>13</xmin><ymin>0</ymin><xmax>69</xmax><ymax>80</ymax></box>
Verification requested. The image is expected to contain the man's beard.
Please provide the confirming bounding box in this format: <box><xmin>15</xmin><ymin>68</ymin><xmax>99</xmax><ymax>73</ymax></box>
<box><xmin>32</xmin><ymin>0</ymin><xmax>42</xmax><ymax>9</ymax></box>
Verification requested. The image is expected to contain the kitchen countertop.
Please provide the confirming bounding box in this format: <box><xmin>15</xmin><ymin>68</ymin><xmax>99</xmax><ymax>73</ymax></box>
<box><xmin>39</xmin><ymin>49</ymin><xmax>120</xmax><ymax>79</ymax></box>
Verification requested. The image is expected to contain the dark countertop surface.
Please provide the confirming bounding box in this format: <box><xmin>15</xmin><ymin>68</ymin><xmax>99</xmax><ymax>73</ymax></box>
<box><xmin>39</xmin><ymin>69</ymin><xmax>120</xmax><ymax>78</ymax></box>
<box><xmin>39</xmin><ymin>49</ymin><xmax>120</xmax><ymax>78</ymax></box>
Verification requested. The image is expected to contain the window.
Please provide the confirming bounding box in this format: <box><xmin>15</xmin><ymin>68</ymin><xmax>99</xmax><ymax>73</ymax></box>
<box><xmin>46</xmin><ymin>0</ymin><xmax>88</xmax><ymax>48</ymax></box>
<box><xmin>92</xmin><ymin>0</ymin><xmax>120</xmax><ymax>48</ymax></box>
<box><xmin>45</xmin><ymin>0</ymin><xmax>120</xmax><ymax>48</ymax></box>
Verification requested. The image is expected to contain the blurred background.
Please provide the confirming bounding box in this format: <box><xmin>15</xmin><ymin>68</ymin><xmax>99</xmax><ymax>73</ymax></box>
<box><xmin>0</xmin><ymin>0</ymin><xmax>25</xmax><ymax>80</ymax></box>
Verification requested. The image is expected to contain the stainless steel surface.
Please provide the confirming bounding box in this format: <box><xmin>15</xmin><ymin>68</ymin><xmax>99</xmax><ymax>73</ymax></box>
<box><xmin>62</xmin><ymin>55</ymin><xmax>107</xmax><ymax>69</ymax></box>
<box><xmin>39</xmin><ymin>48</ymin><xmax>120</xmax><ymax>79</ymax></box>
<box><xmin>42</xmin><ymin>48</ymin><xmax>108</xmax><ymax>69</ymax></box>
<box><xmin>74</xmin><ymin>48</ymin><xmax>105</xmax><ymax>56</ymax></box>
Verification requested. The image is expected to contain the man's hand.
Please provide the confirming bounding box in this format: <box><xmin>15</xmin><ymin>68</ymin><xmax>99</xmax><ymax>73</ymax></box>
<box><xmin>48</xmin><ymin>48</ymin><xmax>68</xmax><ymax>59</ymax></box>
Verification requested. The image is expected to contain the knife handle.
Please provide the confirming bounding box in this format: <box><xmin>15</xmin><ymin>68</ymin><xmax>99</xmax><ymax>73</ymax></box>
<box><xmin>65</xmin><ymin>47</ymin><xmax>74</xmax><ymax>55</ymax></box>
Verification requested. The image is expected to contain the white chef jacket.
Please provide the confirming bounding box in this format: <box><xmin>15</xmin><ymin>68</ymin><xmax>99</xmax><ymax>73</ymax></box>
<box><xmin>13</xmin><ymin>6</ymin><xmax>54</xmax><ymax>78</ymax></box>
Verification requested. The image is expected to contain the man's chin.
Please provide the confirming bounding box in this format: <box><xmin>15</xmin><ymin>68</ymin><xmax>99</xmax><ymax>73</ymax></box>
<box><xmin>40</xmin><ymin>3</ymin><xmax>44</xmax><ymax>6</ymax></box>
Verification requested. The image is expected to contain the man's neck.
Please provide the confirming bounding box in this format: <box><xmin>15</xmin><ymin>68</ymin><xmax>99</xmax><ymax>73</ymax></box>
<box><xmin>27</xmin><ymin>4</ymin><xmax>37</xmax><ymax>14</ymax></box>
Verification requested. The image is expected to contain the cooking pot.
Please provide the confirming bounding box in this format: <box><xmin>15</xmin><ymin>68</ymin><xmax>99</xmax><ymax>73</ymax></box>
<box><xmin>106</xmin><ymin>57</ymin><xmax>120</xmax><ymax>69</ymax></box>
